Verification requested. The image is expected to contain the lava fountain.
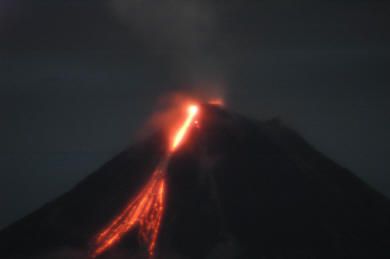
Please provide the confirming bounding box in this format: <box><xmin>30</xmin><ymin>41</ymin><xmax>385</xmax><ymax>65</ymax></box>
<box><xmin>91</xmin><ymin>104</ymin><xmax>200</xmax><ymax>258</ymax></box>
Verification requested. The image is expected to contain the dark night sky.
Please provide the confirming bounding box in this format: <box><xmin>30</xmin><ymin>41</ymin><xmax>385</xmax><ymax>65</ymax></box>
<box><xmin>0</xmin><ymin>0</ymin><xmax>389</xmax><ymax>229</ymax></box>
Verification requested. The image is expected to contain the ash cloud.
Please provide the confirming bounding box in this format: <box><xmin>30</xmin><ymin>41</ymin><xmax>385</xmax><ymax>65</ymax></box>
<box><xmin>109</xmin><ymin>0</ymin><xmax>225</xmax><ymax>88</ymax></box>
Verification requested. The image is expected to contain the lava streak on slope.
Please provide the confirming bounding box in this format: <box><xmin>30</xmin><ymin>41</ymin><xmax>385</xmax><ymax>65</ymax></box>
<box><xmin>91</xmin><ymin>104</ymin><xmax>200</xmax><ymax>258</ymax></box>
<box><xmin>170</xmin><ymin>105</ymin><xmax>199</xmax><ymax>152</ymax></box>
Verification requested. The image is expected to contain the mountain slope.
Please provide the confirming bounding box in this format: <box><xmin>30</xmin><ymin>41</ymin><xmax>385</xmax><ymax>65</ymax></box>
<box><xmin>1</xmin><ymin>104</ymin><xmax>389</xmax><ymax>258</ymax></box>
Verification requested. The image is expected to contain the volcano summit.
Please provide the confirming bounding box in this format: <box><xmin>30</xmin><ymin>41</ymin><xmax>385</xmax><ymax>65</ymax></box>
<box><xmin>0</xmin><ymin>104</ymin><xmax>389</xmax><ymax>259</ymax></box>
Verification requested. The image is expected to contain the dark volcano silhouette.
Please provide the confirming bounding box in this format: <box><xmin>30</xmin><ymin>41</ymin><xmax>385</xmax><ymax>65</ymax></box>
<box><xmin>1</xmin><ymin>104</ymin><xmax>389</xmax><ymax>259</ymax></box>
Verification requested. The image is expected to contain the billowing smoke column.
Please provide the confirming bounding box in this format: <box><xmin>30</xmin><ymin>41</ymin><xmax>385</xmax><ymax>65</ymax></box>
<box><xmin>90</xmin><ymin>104</ymin><xmax>200</xmax><ymax>258</ymax></box>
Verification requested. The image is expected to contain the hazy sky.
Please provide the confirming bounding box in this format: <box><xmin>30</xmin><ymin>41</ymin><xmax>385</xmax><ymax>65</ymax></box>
<box><xmin>1</xmin><ymin>0</ymin><xmax>389</xmax><ymax>228</ymax></box>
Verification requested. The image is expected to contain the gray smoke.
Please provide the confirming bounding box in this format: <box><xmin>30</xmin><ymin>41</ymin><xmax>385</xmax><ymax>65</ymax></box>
<box><xmin>110</xmin><ymin>0</ymin><xmax>224</xmax><ymax>86</ymax></box>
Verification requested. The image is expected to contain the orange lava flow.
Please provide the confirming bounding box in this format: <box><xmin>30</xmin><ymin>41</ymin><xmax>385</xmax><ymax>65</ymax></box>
<box><xmin>91</xmin><ymin>167</ymin><xmax>166</xmax><ymax>258</ymax></box>
<box><xmin>91</xmin><ymin>104</ymin><xmax>199</xmax><ymax>258</ymax></box>
<box><xmin>170</xmin><ymin>105</ymin><xmax>199</xmax><ymax>152</ymax></box>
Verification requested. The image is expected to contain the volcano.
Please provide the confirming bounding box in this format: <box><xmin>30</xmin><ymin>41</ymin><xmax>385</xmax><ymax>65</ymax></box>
<box><xmin>1</xmin><ymin>104</ymin><xmax>389</xmax><ymax>259</ymax></box>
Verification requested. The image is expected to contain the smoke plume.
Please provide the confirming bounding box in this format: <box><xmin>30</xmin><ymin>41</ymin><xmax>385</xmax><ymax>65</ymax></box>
<box><xmin>109</xmin><ymin>0</ymin><xmax>224</xmax><ymax>87</ymax></box>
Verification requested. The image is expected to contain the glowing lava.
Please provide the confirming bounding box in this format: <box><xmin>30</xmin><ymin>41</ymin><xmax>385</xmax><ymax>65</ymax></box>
<box><xmin>208</xmin><ymin>98</ymin><xmax>224</xmax><ymax>107</ymax></box>
<box><xmin>171</xmin><ymin>105</ymin><xmax>199</xmax><ymax>152</ymax></box>
<box><xmin>91</xmin><ymin>104</ymin><xmax>199</xmax><ymax>258</ymax></box>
